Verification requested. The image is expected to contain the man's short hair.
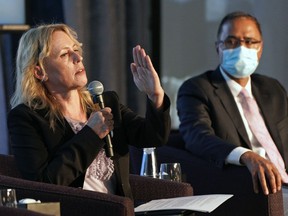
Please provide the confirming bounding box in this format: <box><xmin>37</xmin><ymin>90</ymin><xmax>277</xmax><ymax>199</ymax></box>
<box><xmin>217</xmin><ymin>11</ymin><xmax>262</xmax><ymax>40</ymax></box>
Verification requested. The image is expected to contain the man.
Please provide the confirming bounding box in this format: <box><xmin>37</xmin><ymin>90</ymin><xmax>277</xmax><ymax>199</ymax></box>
<box><xmin>177</xmin><ymin>11</ymin><xmax>288</xmax><ymax>200</ymax></box>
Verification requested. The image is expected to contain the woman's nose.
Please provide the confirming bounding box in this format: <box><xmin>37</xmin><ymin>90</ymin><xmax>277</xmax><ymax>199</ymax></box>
<box><xmin>73</xmin><ymin>51</ymin><xmax>83</xmax><ymax>63</ymax></box>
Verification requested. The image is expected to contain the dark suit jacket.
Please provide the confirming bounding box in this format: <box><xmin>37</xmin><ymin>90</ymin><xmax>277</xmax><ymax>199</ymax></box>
<box><xmin>8</xmin><ymin>91</ymin><xmax>171</xmax><ymax>199</ymax></box>
<box><xmin>177</xmin><ymin>67</ymin><xmax>288</xmax><ymax>169</ymax></box>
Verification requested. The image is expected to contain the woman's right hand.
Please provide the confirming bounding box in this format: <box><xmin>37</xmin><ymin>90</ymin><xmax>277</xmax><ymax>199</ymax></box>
<box><xmin>86</xmin><ymin>107</ymin><xmax>114</xmax><ymax>139</ymax></box>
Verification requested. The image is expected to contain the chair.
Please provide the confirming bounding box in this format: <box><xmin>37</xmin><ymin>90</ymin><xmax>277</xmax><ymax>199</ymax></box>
<box><xmin>130</xmin><ymin>131</ymin><xmax>285</xmax><ymax>216</ymax></box>
<box><xmin>0</xmin><ymin>154</ymin><xmax>193</xmax><ymax>216</ymax></box>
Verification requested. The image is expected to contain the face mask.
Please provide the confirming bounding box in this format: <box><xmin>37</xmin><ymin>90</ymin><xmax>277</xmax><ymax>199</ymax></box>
<box><xmin>220</xmin><ymin>46</ymin><xmax>259</xmax><ymax>78</ymax></box>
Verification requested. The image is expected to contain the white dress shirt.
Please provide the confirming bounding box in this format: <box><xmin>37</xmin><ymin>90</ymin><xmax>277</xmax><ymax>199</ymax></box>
<box><xmin>220</xmin><ymin>68</ymin><xmax>267</xmax><ymax>165</ymax></box>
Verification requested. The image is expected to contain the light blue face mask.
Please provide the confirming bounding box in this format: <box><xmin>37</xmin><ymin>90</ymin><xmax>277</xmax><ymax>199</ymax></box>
<box><xmin>220</xmin><ymin>46</ymin><xmax>259</xmax><ymax>78</ymax></box>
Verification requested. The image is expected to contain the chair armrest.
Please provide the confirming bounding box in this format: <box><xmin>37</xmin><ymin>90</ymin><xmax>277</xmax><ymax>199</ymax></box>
<box><xmin>156</xmin><ymin>146</ymin><xmax>284</xmax><ymax>216</ymax></box>
<box><xmin>0</xmin><ymin>174</ymin><xmax>134</xmax><ymax>216</ymax></box>
<box><xmin>129</xmin><ymin>174</ymin><xmax>193</xmax><ymax>203</ymax></box>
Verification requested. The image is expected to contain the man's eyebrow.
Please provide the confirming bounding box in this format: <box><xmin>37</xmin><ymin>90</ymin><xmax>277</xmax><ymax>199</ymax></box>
<box><xmin>225</xmin><ymin>35</ymin><xmax>259</xmax><ymax>40</ymax></box>
<box><xmin>225</xmin><ymin>35</ymin><xmax>238</xmax><ymax>39</ymax></box>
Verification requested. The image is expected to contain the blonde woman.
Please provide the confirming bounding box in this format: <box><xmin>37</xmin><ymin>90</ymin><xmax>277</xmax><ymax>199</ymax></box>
<box><xmin>8</xmin><ymin>23</ymin><xmax>170</xmax><ymax>199</ymax></box>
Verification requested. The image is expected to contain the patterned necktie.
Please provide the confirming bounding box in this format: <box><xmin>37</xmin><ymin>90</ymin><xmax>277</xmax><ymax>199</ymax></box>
<box><xmin>239</xmin><ymin>88</ymin><xmax>288</xmax><ymax>183</ymax></box>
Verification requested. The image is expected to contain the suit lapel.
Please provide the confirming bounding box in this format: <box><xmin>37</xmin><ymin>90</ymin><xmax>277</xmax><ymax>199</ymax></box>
<box><xmin>211</xmin><ymin>69</ymin><xmax>250</xmax><ymax>146</ymax></box>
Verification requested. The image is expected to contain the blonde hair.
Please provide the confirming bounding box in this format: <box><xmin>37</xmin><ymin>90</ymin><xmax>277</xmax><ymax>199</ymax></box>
<box><xmin>11</xmin><ymin>23</ymin><xmax>94</xmax><ymax>129</ymax></box>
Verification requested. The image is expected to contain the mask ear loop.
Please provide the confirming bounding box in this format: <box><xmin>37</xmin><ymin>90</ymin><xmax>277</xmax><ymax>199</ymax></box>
<box><xmin>256</xmin><ymin>46</ymin><xmax>261</xmax><ymax>52</ymax></box>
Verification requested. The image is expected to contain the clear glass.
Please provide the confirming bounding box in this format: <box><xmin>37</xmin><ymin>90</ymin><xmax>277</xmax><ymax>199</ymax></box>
<box><xmin>0</xmin><ymin>189</ymin><xmax>17</xmax><ymax>208</ymax></box>
<box><xmin>159</xmin><ymin>163</ymin><xmax>182</xmax><ymax>182</ymax></box>
<box><xmin>140</xmin><ymin>147</ymin><xmax>158</xmax><ymax>178</ymax></box>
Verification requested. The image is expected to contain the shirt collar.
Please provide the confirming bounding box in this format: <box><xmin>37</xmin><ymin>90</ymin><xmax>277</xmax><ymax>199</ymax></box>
<box><xmin>219</xmin><ymin>67</ymin><xmax>252</xmax><ymax>98</ymax></box>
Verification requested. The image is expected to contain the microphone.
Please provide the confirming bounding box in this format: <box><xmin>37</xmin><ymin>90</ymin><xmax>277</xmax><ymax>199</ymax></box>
<box><xmin>88</xmin><ymin>80</ymin><xmax>114</xmax><ymax>158</ymax></box>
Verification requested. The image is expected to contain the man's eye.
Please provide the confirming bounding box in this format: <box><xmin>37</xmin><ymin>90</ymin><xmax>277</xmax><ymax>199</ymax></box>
<box><xmin>226</xmin><ymin>39</ymin><xmax>236</xmax><ymax>45</ymax></box>
<box><xmin>245</xmin><ymin>40</ymin><xmax>253</xmax><ymax>45</ymax></box>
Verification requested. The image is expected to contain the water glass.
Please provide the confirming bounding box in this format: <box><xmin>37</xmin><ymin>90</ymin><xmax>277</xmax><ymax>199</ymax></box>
<box><xmin>159</xmin><ymin>163</ymin><xmax>182</xmax><ymax>182</ymax></box>
<box><xmin>0</xmin><ymin>189</ymin><xmax>17</xmax><ymax>207</ymax></box>
<box><xmin>140</xmin><ymin>148</ymin><xmax>158</xmax><ymax>178</ymax></box>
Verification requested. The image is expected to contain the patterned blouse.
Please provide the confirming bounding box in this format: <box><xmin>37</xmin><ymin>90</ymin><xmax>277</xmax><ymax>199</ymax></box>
<box><xmin>66</xmin><ymin>117</ymin><xmax>116</xmax><ymax>194</ymax></box>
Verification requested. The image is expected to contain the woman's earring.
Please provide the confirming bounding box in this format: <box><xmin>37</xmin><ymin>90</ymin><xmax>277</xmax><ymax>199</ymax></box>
<box><xmin>41</xmin><ymin>73</ymin><xmax>48</xmax><ymax>83</ymax></box>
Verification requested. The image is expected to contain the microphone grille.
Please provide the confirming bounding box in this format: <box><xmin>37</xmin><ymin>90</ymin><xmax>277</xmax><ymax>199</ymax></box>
<box><xmin>87</xmin><ymin>80</ymin><xmax>104</xmax><ymax>95</ymax></box>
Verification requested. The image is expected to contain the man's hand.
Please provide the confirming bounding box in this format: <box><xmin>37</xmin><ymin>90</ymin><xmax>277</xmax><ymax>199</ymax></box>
<box><xmin>240</xmin><ymin>151</ymin><xmax>282</xmax><ymax>195</ymax></box>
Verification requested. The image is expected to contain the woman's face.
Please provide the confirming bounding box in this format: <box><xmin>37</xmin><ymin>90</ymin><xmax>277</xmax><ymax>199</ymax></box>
<box><xmin>43</xmin><ymin>30</ymin><xmax>87</xmax><ymax>94</ymax></box>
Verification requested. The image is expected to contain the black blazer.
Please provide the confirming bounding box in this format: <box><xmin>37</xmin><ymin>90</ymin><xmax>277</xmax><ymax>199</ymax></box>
<box><xmin>177</xmin><ymin>67</ymin><xmax>288</xmax><ymax>169</ymax></box>
<box><xmin>8</xmin><ymin>91</ymin><xmax>171</xmax><ymax>199</ymax></box>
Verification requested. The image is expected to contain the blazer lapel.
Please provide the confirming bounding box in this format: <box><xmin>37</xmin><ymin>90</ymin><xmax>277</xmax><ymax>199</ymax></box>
<box><xmin>211</xmin><ymin>68</ymin><xmax>250</xmax><ymax>146</ymax></box>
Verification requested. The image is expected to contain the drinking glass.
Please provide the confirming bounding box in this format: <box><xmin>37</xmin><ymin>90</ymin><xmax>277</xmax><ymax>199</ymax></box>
<box><xmin>0</xmin><ymin>188</ymin><xmax>17</xmax><ymax>207</ymax></box>
<box><xmin>140</xmin><ymin>148</ymin><xmax>158</xmax><ymax>178</ymax></box>
<box><xmin>159</xmin><ymin>163</ymin><xmax>182</xmax><ymax>182</ymax></box>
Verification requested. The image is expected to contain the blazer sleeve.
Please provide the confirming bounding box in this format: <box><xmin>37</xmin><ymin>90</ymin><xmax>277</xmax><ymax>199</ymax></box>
<box><xmin>8</xmin><ymin>105</ymin><xmax>106</xmax><ymax>186</ymax></box>
<box><xmin>119</xmin><ymin>93</ymin><xmax>171</xmax><ymax>149</ymax></box>
<box><xmin>177</xmin><ymin>77</ymin><xmax>237</xmax><ymax>168</ymax></box>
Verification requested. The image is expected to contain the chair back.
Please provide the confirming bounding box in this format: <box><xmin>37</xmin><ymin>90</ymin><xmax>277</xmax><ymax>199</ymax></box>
<box><xmin>0</xmin><ymin>154</ymin><xmax>22</xmax><ymax>178</ymax></box>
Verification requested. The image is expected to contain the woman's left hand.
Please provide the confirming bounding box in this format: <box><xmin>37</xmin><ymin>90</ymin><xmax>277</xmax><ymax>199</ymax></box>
<box><xmin>130</xmin><ymin>45</ymin><xmax>164</xmax><ymax>109</ymax></box>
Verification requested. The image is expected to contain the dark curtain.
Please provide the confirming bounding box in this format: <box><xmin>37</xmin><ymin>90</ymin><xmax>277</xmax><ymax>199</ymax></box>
<box><xmin>63</xmin><ymin>0</ymin><xmax>153</xmax><ymax>114</ymax></box>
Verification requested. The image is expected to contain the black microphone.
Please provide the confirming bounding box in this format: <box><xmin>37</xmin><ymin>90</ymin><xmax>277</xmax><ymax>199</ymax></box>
<box><xmin>88</xmin><ymin>80</ymin><xmax>114</xmax><ymax>158</ymax></box>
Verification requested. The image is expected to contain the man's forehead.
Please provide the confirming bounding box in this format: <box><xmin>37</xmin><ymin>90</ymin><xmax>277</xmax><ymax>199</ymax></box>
<box><xmin>219</xmin><ymin>18</ymin><xmax>261</xmax><ymax>39</ymax></box>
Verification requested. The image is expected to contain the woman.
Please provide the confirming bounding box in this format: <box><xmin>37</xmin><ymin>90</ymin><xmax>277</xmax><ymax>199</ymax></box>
<box><xmin>8</xmin><ymin>24</ymin><xmax>171</xmax><ymax>199</ymax></box>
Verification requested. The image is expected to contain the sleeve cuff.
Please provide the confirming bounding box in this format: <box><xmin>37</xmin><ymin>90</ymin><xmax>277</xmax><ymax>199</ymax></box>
<box><xmin>226</xmin><ymin>147</ymin><xmax>251</xmax><ymax>165</ymax></box>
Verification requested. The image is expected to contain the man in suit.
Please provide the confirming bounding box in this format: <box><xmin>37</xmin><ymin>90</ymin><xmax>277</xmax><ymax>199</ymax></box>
<box><xmin>177</xmin><ymin>11</ymin><xmax>288</xmax><ymax>197</ymax></box>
